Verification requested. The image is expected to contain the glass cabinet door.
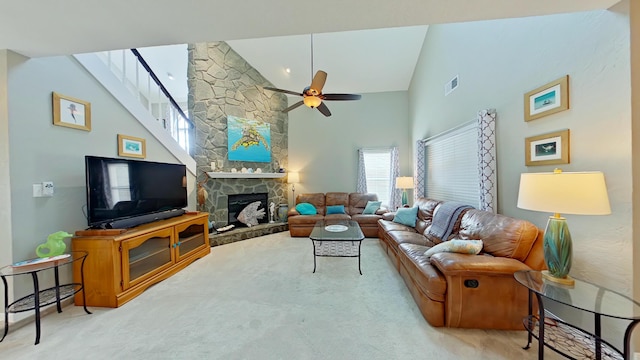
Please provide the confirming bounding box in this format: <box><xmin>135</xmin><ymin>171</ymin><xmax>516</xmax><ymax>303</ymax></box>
<box><xmin>174</xmin><ymin>220</ymin><xmax>207</xmax><ymax>262</ymax></box>
<box><xmin>121</xmin><ymin>228</ymin><xmax>175</xmax><ymax>289</ymax></box>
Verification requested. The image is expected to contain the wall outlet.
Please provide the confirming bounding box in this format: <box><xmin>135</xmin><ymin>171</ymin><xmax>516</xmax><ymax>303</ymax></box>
<box><xmin>42</xmin><ymin>181</ymin><xmax>54</xmax><ymax>196</ymax></box>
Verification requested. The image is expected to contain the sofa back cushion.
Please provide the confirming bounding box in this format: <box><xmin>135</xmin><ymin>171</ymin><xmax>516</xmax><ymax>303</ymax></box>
<box><xmin>325</xmin><ymin>192</ymin><xmax>349</xmax><ymax>208</ymax></box>
<box><xmin>455</xmin><ymin>209</ymin><xmax>539</xmax><ymax>262</ymax></box>
<box><xmin>414</xmin><ymin>198</ymin><xmax>442</xmax><ymax>235</ymax></box>
<box><xmin>347</xmin><ymin>193</ymin><xmax>379</xmax><ymax>215</ymax></box>
<box><xmin>296</xmin><ymin>193</ymin><xmax>326</xmax><ymax>216</ymax></box>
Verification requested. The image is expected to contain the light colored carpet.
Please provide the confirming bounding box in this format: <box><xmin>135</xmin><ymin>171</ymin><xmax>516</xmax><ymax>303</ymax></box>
<box><xmin>0</xmin><ymin>232</ymin><xmax>561</xmax><ymax>359</ymax></box>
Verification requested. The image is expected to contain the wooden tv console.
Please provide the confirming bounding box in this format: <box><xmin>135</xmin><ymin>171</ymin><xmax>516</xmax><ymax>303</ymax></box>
<box><xmin>71</xmin><ymin>213</ymin><xmax>210</xmax><ymax>308</ymax></box>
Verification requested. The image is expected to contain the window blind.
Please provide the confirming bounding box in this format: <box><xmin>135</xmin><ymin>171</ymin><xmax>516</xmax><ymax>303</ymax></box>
<box><xmin>424</xmin><ymin>122</ymin><xmax>479</xmax><ymax>208</ymax></box>
<box><xmin>363</xmin><ymin>149</ymin><xmax>392</xmax><ymax>207</ymax></box>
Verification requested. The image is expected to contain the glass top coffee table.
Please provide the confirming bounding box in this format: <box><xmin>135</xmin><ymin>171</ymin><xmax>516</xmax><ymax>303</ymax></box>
<box><xmin>309</xmin><ymin>220</ymin><xmax>365</xmax><ymax>275</ymax></box>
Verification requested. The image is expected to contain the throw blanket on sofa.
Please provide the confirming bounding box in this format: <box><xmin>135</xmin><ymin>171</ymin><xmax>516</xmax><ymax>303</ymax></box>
<box><xmin>428</xmin><ymin>201</ymin><xmax>473</xmax><ymax>241</ymax></box>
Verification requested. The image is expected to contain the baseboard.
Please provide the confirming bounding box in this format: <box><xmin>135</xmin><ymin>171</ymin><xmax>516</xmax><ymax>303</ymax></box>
<box><xmin>0</xmin><ymin>297</ymin><xmax>75</xmax><ymax>331</ymax></box>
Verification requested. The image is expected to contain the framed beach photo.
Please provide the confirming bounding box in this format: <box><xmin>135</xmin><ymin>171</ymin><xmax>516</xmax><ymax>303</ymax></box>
<box><xmin>117</xmin><ymin>134</ymin><xmax>146</xmax><ymax>159</ymax></box>
<box><xmin>525</xmin><ymin>129</ymin><xmax>570</xmax><ymax>166</ymax></box>
<box><xmin>52</xmin><ymin>92</ymin><xmax>91</xmax><ymax>131</ymax></box>
<box><xmin>524</xmin><ymin>75</ymin><xmax>569</xmax><ymax>122</ymax></box>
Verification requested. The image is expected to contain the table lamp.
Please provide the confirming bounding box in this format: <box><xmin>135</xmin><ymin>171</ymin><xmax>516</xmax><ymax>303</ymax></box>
<box><xmin>288</xmin><ymin>172</ymin><xmax>300</xmax><ymax>207</ymax></box>
<box><xmin>517</xmin><ymin>169</ymin><xmax>610</xmax><ymax>286</ymax></box>
<box><xmin>395</xmin><ymin>176</ymin><xmax>414</xmax><ymax>206</ymax></box>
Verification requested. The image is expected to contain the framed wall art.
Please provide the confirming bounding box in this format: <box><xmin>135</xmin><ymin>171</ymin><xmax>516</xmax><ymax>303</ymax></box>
<box><xmin>525</xmin><ymin>129</ymin><xmax>570</xmax><ymax>166</ymax></box>
<box><xmin>524</xmin><ymin>75</ymin><xmax>569</xmax><ymax>122</ymax></box>
<box><xmin>227</xmin><ymin>115</ymin><xmax>271</xmax><ymax>163</ymax></box>
<box><xmin>52</xmin><ymin>92</ymin><xmax>91</xmax><ymax>131</ymax></box>
<box><xmin>117</xmin><ymin>134</ymin><xmax>146</xmax><ymax>159</ymax></box>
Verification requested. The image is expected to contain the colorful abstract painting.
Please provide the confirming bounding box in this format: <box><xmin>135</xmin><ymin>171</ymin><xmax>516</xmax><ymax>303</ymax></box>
<box><xmin>227</xmin><ymin>115</ymin><xmax>271</xmax><ymax>162</ymax></box>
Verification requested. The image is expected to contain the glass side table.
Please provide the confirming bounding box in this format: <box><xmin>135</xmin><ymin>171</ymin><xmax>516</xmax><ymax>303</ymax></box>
<box><xmin>0</xmin><ymin>251</ymin><xmax>92</xmax><ymax>345</ymax></box>
<box><xmin>514</xmin><ymin>270</ymin><xmax>640</xmax><ymax>360</ymax></box>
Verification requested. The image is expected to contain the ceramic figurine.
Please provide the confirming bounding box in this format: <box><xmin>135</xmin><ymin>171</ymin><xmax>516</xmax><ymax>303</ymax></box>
<box><xmin>237</xmin><ymin>201</ymin><xmax>265</xmax><ymax>227</ymax></box>
<box><xmin>36</xmin><ymin>231</ymin><xmax>73</xmax><ymax>258</ymax></box>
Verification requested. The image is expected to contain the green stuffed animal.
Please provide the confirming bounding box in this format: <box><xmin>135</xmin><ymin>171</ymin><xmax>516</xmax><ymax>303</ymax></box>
<box><xmin>36</xmin><ymin>231</ymin><xmax>73</xmax><ymax>258</ymax></box>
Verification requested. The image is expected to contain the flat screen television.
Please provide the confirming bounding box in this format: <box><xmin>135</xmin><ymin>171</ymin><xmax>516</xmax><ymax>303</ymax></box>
<box><xmin>85</xmin><ymin>155</ymin><xmax>188</xmax><ymax>229</ymax></box>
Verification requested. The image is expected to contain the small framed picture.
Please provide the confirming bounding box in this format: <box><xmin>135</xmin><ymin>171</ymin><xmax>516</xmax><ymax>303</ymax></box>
<box><xmin>525</xmin><ymin>129</ymin><xmax>570</xmax><ymax>166</ymax></box>
<box><xmin>117</xmin><ymin>134</ymin><xmax>146</xmax><ymax>159</ymax></box>
<box><xmin>52</xmin><ymin>92</ymin><xmax>91</xmax><ymax>131</ymax></box>
<box><xmin>524</xmin><ymin>75</ymin><xmax>569</xmax><ymax>122</ymax></box>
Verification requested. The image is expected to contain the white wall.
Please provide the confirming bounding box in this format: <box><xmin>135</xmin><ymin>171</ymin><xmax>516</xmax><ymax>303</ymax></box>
<box><xmin>0</xmin><ymin>50</ymin><xmax>12</xmax><ymax>304</ymax></box>
<box><xmin>288</xmin><ymin>91</ymin><xmax>411</xmax><ymax>199</ymax></box>
<box><xmin>409</xmin><ymin>2</ymin><xmax>633</xmax><ymax>347</ymax></box>
<box><xmin>5</xmin><ymin>53</ymin><xmax>196</xmax><ymax>298</ymax></box>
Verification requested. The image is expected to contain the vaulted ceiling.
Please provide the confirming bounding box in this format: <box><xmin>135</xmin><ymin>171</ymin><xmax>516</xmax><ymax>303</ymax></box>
<box><xmin>1</xmin><ymin>0</ymin><xmax>620</xmax><ymax>99</ymax></box>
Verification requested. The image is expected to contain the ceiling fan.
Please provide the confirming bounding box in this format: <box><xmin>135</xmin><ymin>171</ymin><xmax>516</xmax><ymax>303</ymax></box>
<box><xmin>264</xmin><ymin>35</ymin><xmax>361</xmax><ymax>117</ymax></box>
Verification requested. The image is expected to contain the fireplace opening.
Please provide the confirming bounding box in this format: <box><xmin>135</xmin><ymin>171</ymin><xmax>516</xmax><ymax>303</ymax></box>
<box><xmin>227</xmin><ymin>193</ymin><xmax>269</xmax><ymax>228</ymax></box>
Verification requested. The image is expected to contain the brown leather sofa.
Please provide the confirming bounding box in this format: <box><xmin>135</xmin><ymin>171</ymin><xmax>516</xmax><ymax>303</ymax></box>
<box><xmin>378</xmin><ymin>198</ymin><xmax>545</xmax><ymax>330</ymax></box>
<box><xmin>288</xmin><ymin>192</ymin><xmax>386</xmax><ymax>237</ymax></box>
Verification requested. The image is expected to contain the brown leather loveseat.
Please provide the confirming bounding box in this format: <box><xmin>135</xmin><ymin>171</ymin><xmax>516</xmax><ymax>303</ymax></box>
<box><xmin>378</xmin><ymin>197</ymin><xmax>545</xmax><ymax>330</ymax></box>
<box><xmin>288</xmin><ymin>192</ymin><xmax>386</xmax><ymax>237</ymax></box>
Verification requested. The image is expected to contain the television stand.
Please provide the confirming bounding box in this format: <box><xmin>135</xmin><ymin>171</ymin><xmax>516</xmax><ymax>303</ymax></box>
<box><xmin>72</xmin><ymin>212</ymin><xmax>209</xmax><ymax>308</ymax></box>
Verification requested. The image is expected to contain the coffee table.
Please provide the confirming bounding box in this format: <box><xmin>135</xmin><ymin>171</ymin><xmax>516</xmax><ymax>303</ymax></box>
<box><xmin>309</xmin><ymin>220</ymin><xmax>365</xmax><ymax>275</ymax></box>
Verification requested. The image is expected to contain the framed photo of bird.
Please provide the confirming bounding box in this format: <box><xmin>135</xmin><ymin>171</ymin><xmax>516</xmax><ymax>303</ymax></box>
<box><xmin>52</xmin><ymin>92</ymin><xmax>91</xmax><ymax>131</ymax></box>
<box><xmin>525</xmin><ymin>129</ymin><xmax>570</xmax><ymax>166</ymax></box>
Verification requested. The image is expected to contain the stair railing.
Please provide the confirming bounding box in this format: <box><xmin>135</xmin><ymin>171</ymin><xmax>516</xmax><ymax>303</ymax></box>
<box><xmin>96</xmin><ymin>49</ymin><xmax>193</xmax><ymax>155</ymax></box>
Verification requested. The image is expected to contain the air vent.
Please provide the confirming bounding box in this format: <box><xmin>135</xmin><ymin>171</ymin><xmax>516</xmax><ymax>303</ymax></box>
<box><xmin>444</xmin><ymin>75</ymin><xmax>459</xmax><ymax>96</ymax></box>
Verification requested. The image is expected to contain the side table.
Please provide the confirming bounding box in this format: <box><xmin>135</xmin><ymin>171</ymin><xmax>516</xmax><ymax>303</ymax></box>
<box><xmin>0</xmin><ymin>251</ymin><xmax>92</xmax><ymax>345</ymax></box>
<box><xmin>514</xmin><ymin>270</ymin><xmax>640</xmax><ymax>360</ymax></box>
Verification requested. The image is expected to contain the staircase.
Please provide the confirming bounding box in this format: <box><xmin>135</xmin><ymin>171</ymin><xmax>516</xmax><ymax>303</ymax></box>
<box><xmin>73</xmin><ymin>48</ymin><xmax>195</xmax><ymax>173</ymax></box>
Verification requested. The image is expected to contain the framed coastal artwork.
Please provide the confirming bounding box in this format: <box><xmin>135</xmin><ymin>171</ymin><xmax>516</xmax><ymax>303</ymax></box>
<box><xmin>227</xmin><ymin>115</ymin><xmax>271</xmax><ymax>163</ymax></box>
<box><xmin>117</xmin><ymin>134</ymin><xmax>146</xmax><ymax>159</ymax></box>
<box><xmin>524</xmin><ymin>75</ymin><xmax>569</xmax><ymax>122</ymax></box>
<box><xmin>52</xmin><ymin>92</ymin><xmax>91</xmax><ymax>131</ymax></box>
<box><xmin>524</xmin><ymin>129</ymin><xmax>570</xmax><ymax>166</ymax></box>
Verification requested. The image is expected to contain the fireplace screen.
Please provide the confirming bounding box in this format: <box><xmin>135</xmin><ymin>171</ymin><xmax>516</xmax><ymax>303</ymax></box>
<box><xmin>227</xmin><ymin>193</ymin><xmax>268</xmax><ymax>227</ymax></box>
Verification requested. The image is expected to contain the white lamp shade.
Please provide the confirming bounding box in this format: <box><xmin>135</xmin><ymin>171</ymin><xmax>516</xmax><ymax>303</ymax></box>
<box><xmin>303</xmin><ymin>96</ymin><xmax>322</xmax><ymax>108</ymax></box>
<box><xmin>395</xmin><ymin>176</ymin><xmax>414</xmax><ymax>189</ymax></box>
<box><xmin>517</xmin><ymin>171</ymin><xmax>611</xmax><ymax>215</ymax></box>
<box><xmin>288</xmin><ymin>172</ymin><xmax>300</xmax><ymax>184</ymax></box>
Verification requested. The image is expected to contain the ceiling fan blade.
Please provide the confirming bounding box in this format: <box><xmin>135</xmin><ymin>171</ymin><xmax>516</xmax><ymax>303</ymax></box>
<box><xmin>309</xmin><ymin>70</ymin><xmax>327</xmax><ymax>95</ymax></box>
<box><xmin>316</xmin><ymin>102</ymin><xmax>332</xmax><ymax>117</ymax></box>
<box><xmin>264</xmin><ymin>87</ymin><xmax>303</xmax><ymax>97</ymax></box>
<box><xmin>323</xmin><ymin>93</ymin><xmax>362</xmax><ymax>101</ymax></box>
<box><xmin>283</xmin><ymin>100</ymin><xmax>304</xmax><ymax>113</ymax></box>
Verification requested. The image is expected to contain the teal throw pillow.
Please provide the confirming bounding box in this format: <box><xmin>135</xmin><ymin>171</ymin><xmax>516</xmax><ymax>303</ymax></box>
<box><xmin>392</xmin><ymin>206</ymin><xmax>419</xmax><ymax>227</ymax></box>
<box><xmin>362</xmin><ymin>201</ymin><xmax>382</xmax><ymax>214</ymax></box>
<box><xmin>295</xmin><ymin>202</ymin><xmax>317</xmax><ymax>215</ymax></box>
<box><xmin>326</xmin><ymin>205</ymin><xmax>346</xmax><ymax>215</ymax></box>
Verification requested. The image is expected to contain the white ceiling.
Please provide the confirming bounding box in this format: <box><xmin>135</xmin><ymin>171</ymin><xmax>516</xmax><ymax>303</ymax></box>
<box><xmin>1</xmin><ymin>0</ymin><xmax>620</xmax><ymax>102</ymax></box>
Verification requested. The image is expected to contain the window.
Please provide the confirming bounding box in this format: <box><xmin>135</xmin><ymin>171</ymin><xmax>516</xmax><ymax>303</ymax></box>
<box><xmin>424</xmin><ymin>121</ymin><xmax>479</xmax><ymax>207</ymax></box>
<box><xmin>362</xmin><ymin>149</ymin><xmax>392</xmax><ymax>207</ymax></box>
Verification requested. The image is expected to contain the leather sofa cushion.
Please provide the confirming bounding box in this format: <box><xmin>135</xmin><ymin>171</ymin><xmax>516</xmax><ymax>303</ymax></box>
<box><xmin>378</xmin><ymin>219</ymin><xmax>417</xmax><ymax>233</ymax></box>
<box><xmin>389</xmin><ymin>231</ymin><xmax>437</xmax><ymax>248</ymax></box>
<box><xmin>399</xmin><ymin>243</ymin><xmax>447</xmax><ymax>302</ymax></box>
<box><xmin>287</xmin><ymin>214</ymin><xmax>324</xmax><ymax>225</ymax></box>
<box><xmin>351</xmin><ymin>214</ymin><xmax>382</xmax><ymax>225</ymax></box>
<box><xmin>415</xmin><ymin>198</ymin><xmax>442</xmax><ymax>222</ymax></box>
<box><xmin>324</xmin><ymin>213</ymin><xmax>351</xmax><ymax>221</ymax></box>
<box><xmin>295</xmin><ymin>193</ymin><xmax>326</xmax><ymax>216</ymax></box>
<box><xmin>348</xmin><ymin>193</ymin><xmax>380</xmax><ymax>215</ymax></box>
<box><xmin>456</xmin><ymin>209</ymin><xmax>539</xmax><ymax>262</ymax></box>
<box><xmin>325</xmin><ymin>192</ymin><xmax>349</xmax><ymax>207</ymax></box>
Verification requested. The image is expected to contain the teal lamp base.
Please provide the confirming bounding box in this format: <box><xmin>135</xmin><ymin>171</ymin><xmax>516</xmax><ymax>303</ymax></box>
<box><xmin>542</xmin><ymin>215</ymin><xmax>575</xmax><ymax>286</ymax></box>
<box><xmin>401</xmin><ymin>190</ymin><xmax>408</xmax><ymax>206</ymax></box>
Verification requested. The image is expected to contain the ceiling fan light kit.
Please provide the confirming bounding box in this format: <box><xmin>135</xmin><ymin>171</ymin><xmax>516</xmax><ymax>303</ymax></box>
<box><xmin>263</xmin><ymin>34</ymin><xmax>361</xmax><ymax>117</ymax></box>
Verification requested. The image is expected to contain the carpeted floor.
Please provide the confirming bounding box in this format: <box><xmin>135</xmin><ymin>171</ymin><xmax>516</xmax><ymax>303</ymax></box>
<box><xmin>0</xmin><ymin>232</ymin><xmax>561</xmax><ymax>359</ymax></box>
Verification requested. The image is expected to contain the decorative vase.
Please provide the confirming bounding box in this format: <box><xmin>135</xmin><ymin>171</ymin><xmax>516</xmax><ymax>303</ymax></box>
<box><xmin>36</xmin><ymin>231</ymin><xmax>73</xmax><ymax>258</ymax></box>
<box><xmin>277</xmin><ymin>204</ymin><xmax>289</xmax><ymax>222</ymax></box>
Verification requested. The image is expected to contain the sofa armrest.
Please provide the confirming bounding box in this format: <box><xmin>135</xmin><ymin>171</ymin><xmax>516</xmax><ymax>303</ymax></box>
<box><xmin>288</xmin><ymin>208</ymin><xmax>300</xmax><ymax>216</ymax></box>
<box><xmin>381</xmin><ymin>212</ymin><xmax>395</xmax><ymax>221</ymax></box>
<box><xmin>376</xmin><ymin>206</ymin><xmax>389</xmax><ymax>215</ymax></box>
<box><xmin>430</xmin><ymin>253</ymin><xmax>531</xmax><ymax>277</ymax></box>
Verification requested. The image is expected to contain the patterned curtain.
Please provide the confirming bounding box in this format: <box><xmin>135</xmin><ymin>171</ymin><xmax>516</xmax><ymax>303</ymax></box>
<box><xmin>356</xmin><ymin>149</ymin><xmax>367</xmax><ymax>193</ymax></box>
<box><xmin>477</xmin><ymin>109</ymin><xmax>497</xmax><ymax>212</ymax></box>
<box><xmin>389</xmin><ymin>147</ymin><xmax>401</xmax><ymax>209</ymax></box>
<box><xmin>414</xmin><ymin>140</ymin><xmax>425</xmax><ymax>201</ymax></box>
